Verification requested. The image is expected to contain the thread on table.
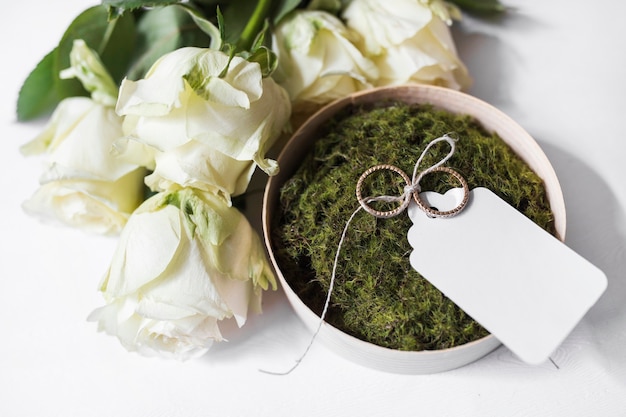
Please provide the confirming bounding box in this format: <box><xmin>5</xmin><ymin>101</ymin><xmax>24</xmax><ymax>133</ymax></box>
<box><xmin>549</xmin><ymin>357</ymin><xmax>560</xmax><ymax>370</ymax></box>
<box><xmin>260</xmin><ymin>134</ymin><xmax>462</xmax><ymax>375</ymax></box>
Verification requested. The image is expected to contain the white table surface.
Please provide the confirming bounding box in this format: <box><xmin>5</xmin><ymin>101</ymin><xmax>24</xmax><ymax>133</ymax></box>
<box><xmin>2</xmin><ymin>1</ymin><xmax>625</xmax><ymax>416</ymax></box>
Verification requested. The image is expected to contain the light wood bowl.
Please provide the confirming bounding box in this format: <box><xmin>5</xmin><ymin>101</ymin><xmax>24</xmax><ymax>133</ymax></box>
<box><xmin>262</xmin><ymin>85</ymin><xmax>566</xmax><ymax>374</ymax></box>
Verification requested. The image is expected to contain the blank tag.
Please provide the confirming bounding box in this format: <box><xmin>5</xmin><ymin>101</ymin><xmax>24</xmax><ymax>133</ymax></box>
<box><xmin>407</xmin><ymin>187</ymin><xmax>607</xmax><ymax>364</ymax></box>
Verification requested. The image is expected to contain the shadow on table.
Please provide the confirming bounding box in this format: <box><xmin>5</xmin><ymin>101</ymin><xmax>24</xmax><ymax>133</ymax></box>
<box><xmin>453</xmin><ymin>8</ymin><xmax>556</xmax><ymax>110</ymax></box>
<box><xmin>539</xmin><ymin>140</ymin><xmax>626</xmax><ymax>383</ymax></box>
<box><xmin>200</xmin><ymin>284</ymin><xmax>312</xmax><ymax>371</ymax></box>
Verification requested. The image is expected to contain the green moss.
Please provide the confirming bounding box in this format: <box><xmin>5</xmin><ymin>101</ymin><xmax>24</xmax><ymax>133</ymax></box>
<box><xmin>274</xmin><ymin>102</ymin><xmax>555</xmax><ymax>351</ymax></box>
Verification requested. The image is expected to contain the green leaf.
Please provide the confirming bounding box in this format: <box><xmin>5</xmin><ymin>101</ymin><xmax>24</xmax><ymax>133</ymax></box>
<box><xmin>220</xmin><ymin>1</ymin><xmax>257</xmax><ymax>45</ymax></box>
<box><xmin>106</xmin><ymin>5</ymin><xmax>125</xmax><ymax>20</ymax></box>
<box><xmin>306</xmin><ymin>0</ymin><xmax>341</xmax><ymax>15</ymax></box>
<box><xmin>447</xmin><ymin>0</ymin><xmax>506</xmax><ymax>14</ymax></box>
<box><xmin>239</xmin><ymin>19</ymin><xmax>277</xmax><ymax>77</ymax></box>
<box><xmin>101</xmin><ymin>0</ymin><xmax>183</xmax><ymax>13</ymax></box>
<box><xmin>100</xmin><ymin>11</ymin><xmax>137</xmax><ymax>82</ymax></box>
<box><xmin>217</xmin><ymin>7</ymin><xmax>226</xmax><ymax>41</ymax></box>
<box><xmin>235</xmin><ymin>0</ymin><xmax>272</xmax><ymax>52</ymax></box>
<box><xmin>244</xmin><ymin>46</ymin><xmax>277</xmax><ymax>77</ymax></box>
<box><xmin>16</xmin><ymin>49</ymin><xmax>60</xmax><ymax>121</ymax></box>
<box><xmin>272</xmin><ymin>0</ymin><xmax>302</xmax><ymax>24</ymax></box>
<box><xmin>176</xmin><ymin>3</ymin><xmax>222</xmax><ymax>49</ymax></box>
<box><xmin>191</xmin><ymin>0</ymin><xmax>232</xmax><ymax>5</ymax></box>
<box><xmin>251</xmin><ymin>22</ymin><xmax>267</xmax><ymax>51</ymax></box>
<box><xmin>126</xmin><ymin>5</ymin><xmax>212</xmax><ymax>80</ymax></box>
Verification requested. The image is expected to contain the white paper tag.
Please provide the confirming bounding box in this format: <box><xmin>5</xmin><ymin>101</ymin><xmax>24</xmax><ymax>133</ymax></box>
<box><xmin>407</xmin><ymin>187</ymin><xmax>607</xmax><ymax>364</ymax></box>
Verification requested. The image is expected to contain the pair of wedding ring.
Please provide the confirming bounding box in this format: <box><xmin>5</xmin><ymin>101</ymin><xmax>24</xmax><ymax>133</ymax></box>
<box><xmin>355</xmin><ymin>164</ymin><xmax>469</xmax><ymax>219</ymax></box>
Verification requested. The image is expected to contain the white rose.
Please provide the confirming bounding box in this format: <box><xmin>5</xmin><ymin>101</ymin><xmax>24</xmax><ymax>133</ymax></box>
<box><xmin>88</xmin><ymin>188</ymin><xmax>276</xmax><ymax>360</ymax></box>
<box><xmin>21</xmin><ymin>40</ymin><xmax>145</xmax><ymax>235</ymax></box>
<box><xmin>342</xmin><ymin>0</ymin><xmax>471</xmax><ymax>90</ymax></box>
<box><xmin>272</xmin><ymin>10</ymin><xmax>378</xmax><ymax>111</ymax></box>
<box><xmin>115</xmin><ymin>47</ymin><xmax>291</xmax><ymax>200</ymax></box>
<box><xmin>144</xmin><ymin>140</ymin><xmax>257</xmax><ymax>201</ymax></box>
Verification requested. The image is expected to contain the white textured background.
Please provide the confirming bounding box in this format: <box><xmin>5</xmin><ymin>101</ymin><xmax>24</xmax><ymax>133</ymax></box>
<box><xmin>1</xmin><ymin>1</ymin><xmax>625</xmax><ymax>416</ymax></box>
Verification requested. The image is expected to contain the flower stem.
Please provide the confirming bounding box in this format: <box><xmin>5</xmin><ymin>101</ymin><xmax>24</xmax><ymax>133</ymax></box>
<box><xmin>237</xmin><ymin>0</ymin><xmax>272</xmax><ymax>52</ymax></box>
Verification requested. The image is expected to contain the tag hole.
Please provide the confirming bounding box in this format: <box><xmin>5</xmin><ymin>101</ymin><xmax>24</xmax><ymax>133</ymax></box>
<box><xmin>419</xmin><ymin>188</ymin><xmax>466</xmax><ymax>212</ymax></box>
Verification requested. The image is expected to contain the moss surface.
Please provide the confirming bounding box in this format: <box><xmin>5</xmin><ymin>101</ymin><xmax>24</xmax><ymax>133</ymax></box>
<box><xmin>274</xmin><ymin>102</ymin><xmax>555</xmax><ymax>351</ymax></box>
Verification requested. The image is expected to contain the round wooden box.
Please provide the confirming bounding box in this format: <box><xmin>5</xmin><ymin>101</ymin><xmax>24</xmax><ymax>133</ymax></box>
<box><xmin>262</xmin><ymin>85</ymin><xmax>566</xmax><ymax>374</ymax></box>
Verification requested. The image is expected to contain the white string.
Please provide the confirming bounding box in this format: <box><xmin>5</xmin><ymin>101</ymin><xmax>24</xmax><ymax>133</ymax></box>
<box><xmin>260</xmin><ymin>206</ymin><xmax>363</xmax><ymax>375</ymax></box>
<box><xmin>412</xmin><ymin>134</ymin><xmax>457</xmax><ymax>187</ymax></box>
<box><xmin>261</xmin><ymin>134</ymin><xmax>459</xmax><ymax>375</ymax></box>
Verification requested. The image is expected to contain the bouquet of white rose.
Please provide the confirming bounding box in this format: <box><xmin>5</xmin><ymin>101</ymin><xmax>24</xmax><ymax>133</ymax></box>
<box><xmin>17</xmin><ymin>0</ymin><xmax>503</xmax><ymax>360</ymax></box>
